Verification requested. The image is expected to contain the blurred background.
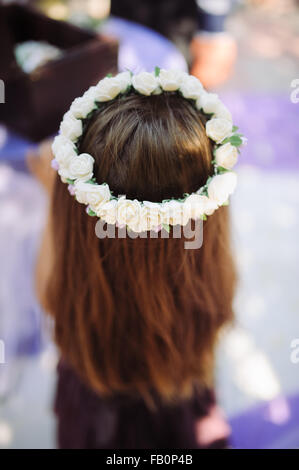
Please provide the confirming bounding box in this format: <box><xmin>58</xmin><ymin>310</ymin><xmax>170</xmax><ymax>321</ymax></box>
<box><xmin>0</xmin><ymin>0</ymin><xmax>298</xmax><ymax>449</ymax></box>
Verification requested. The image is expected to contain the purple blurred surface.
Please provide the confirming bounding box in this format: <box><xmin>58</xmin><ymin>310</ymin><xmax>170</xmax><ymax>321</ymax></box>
<box><xmin>230</xmin><ymin>393</ymin><xmax>299</xmax><ymax>449</ymax></box>
<box><xmin>222</xmin><ymin>93</ymin><xmax>299</xmax><ymax>171</ymax></box>
<box><xmin>101</xmin><ymin>16</ymin><xmax>188</xmax><ymax>73</ymax></box>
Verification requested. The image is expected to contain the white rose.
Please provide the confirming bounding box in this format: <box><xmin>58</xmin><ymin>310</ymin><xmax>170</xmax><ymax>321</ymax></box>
<box><xmin>84</xmin><ymin>86</ymin><xmax>98</xmax><ymax>101</ymax></box>
<box><xmin>196</xmin><ymin>92</ymin><xmax>223</xmax><ymax>115</ymax></box>
<box><xmin>117</xmin><ymin>198</ymin><xmax>142</xmax><ymax>227</ymax></box>
<box><xmin>158</xmin><ymin>69</ymin><xmax>183</xmax><ymax>91</ymax></box>
<box><xmin>184</xmin><ymin>194</ymin><xmax>218</xmax><ymax>219</ymax></box>
<box><xmin>207</xmin><ymin>172</ymin><xmax>237</xmax><ymax>206</ymax></box>
<box><xmin>70</xmin><ymin>95</ymin><xmax>96</xmax><ymax>119</ymax></box>
<box><xmin>98</xmin><ymin>199</ymin><xmax>118</xmax><ymax>224</ymax></box>
<box><xmin>115</xmin><ymin>71</ymin><xmax>132</xmax><ymax>92</ymax></box>
<box><xmin>60</xmin><ymin>112</ymin><xmax>83</xmax><ymax>141</ymax></box>
<box><xmin>143</xmin><ymin>201</ymin><xmax>162</xmax><ymax>230</ymax></box>
<box><xmin>215</xmin><ymin>143</ymin><xmax>238</xmax><ymax>170</ymax></box>
<box><xmin>132</xmin><ymin>72</ymin><xmax>158</xmax><ymax>96</ymax></box>
<box><xmin>74</xmin><ymin>181</ymin><xmax>111</xmax><ymax>210</ymax></box>
<box><xmin>206</xmin><ymin>118</ymin><xmax>233</xmax><ymax>143</ymax></box>
<box><xmin>58</xmin><ymin>166</ymin><xmax>71</xmax><ymax>183</ymax></box>
<box><xmin>55</xmin><ymin>140</ymin><xmax>77</xmax><ymax>167</ymax></box>
<box><xmin>214</xmin><ymin>103</ymin><xmax>232</xmax><ymax>122</ymax></box>
<box><xmin>95</xmin><ymin>77</ymin><xmax>121</xmax><ymax>102</ymax></box>
<box><xmin>161</xmin><ymin>200</ymin><xmax>187</xmax><ymax>226</ymax></box>
<box><xmin>52</xmin><ymin>134</ymin><xmax>73</xmax><ymax>155</ymax></box>
<box><xmin>179</xmin><ymin>75</ymin><xmax>203</xmax><ymax>100</ymax></box>
<box><xmin>67</xmin><ymin>153</ymin><xmax>94</xmax><ymax>181</ymax></box>
<box><xmin>86</xmin><ymin>185</ymin><xmax>111</xmax><ymax>211</ymax></box>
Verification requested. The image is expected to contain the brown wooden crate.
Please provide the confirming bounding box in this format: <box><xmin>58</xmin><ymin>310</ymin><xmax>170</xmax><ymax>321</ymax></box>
<box><xmin>0</xmin><ymin>4</ymin><xmax>118</xmax><ymax>141</ymax></box>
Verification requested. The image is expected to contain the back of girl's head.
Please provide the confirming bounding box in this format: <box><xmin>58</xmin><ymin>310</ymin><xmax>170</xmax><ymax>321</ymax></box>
<box><xmin>47</xmin><ymin>92</ymin><xmax>236</xmax><ymax>404</ymax></box>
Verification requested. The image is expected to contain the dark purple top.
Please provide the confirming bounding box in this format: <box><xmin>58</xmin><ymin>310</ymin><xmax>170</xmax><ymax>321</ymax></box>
<box><xmin>54</xmin><ymin>359</ymin><xmax>231</xmax><ymax>449</ymax></box>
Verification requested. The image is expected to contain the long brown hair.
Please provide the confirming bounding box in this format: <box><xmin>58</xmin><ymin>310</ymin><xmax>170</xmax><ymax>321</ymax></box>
<box><xmin>45</xmin><ymin>93</ymin><xmax>236</xmax><ymax>404</ymax></box>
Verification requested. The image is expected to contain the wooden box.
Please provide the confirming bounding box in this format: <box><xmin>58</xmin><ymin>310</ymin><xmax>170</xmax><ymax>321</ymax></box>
<box><xmin>0</xmin><ymin>3</ymin><xmax>118</xmax><ymax>141</ymax></box>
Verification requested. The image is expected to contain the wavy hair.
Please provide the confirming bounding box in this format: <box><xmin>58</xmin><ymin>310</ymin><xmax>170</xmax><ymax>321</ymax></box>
<box><xmin>44</xmin><ymin>93</ymin><xmax>236</xmax><ymax>404</ymax></box>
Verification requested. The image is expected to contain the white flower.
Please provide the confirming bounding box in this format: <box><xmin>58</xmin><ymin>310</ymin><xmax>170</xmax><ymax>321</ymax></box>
<box><xmin>52</xmin><ymin>134</ymin><xmax>74</xmax><ymax>155</ymax></box>
<box><xmin>179</xmin><ymin>75</ymin><xmax>203</xmax><ymax>100</ymax></box>
<box><xmin>67</xmin><ymin>153</ymin><xmax>94</xmax><ymax>181</ymax></box>
<box><xmin>74</xmin><ymin>181</ymin><xmax>111</xmax><ymax>211</ymax></box>
<box><xmin>55</xmin><ymin>140</ymin><xmax>77</xmax><ymax>167</ymax></box>
<box><xmin>161</xmin><ymin>200</ymin><xmax>188</xmax><ymax>226</ymax></box>
<box><xmin>95</xmin><ymin>77</ymin><xmax>121</xmax><ymax>102</ymax></box>
<box><xmin>117</xmin><ymin>198</ymin><xmax>142</xmax><ymax>228</ymax></box>
<box><xmin>84</xmin><ymin>86</ymin><xmax>98</xmax><ymax>101</ymax></box>
<box><xmin>115</xmin><ymin>71</ymin><xmax>132</xmax><ymax>92</ymax></box>
<box><xmin>214</xmin><ymin>103</ymin><xmax>232</xmax><ymax>122</ymax></box>
<box><xmin>158</xmin><ymin>69</ymin><xmax>183</xmax><ymax>91</ymax></box>
<box><xmin>143</xmin><ymin>201</ymin><xmax>163</xmax><ymax>230</ymax></box>
<box><xmin>206</xmin><ymin>118</ymin><xmax>233</xmax><ymax>143</ymax></box>
<box><xmin>207</xmin><ymin>172</ymin><xmax>237</xmax><ymax>206</ymax></box>
<box><xmin>132</xmin><ymin>72</ymin><xmax>158</xmax><ymax>96</ymax></box>
<box><xmin>58</xmin><ymin>167</ymin><xmax>71</xmax><ymax>183</ymax></box>
<box><xmin>60</xmin><ymin>112</ymin><xmax>83</xmax><ymax>141</ymax></box>
<box><xmin>196</xmin><ymin>92</ymin><xmax>223</xmax><ymax>115</ymax></box>
<box><xmin>184</xmin><ymin>194</ymin><xmax>218</xmax><ymax>219</ymax></box>
<box><xmin>70</xmin><ymin>95</ymin><xmax>96</xmax><ymax>119</ymax></box>
<box><xmin>98</xmin><ymin>199</ymin><xmax>118</xmax><ymax>224</ymax></box>
<box><xmin>215</xmin><ymin>143</ymin><xmax>238</xmax><ymax>170</ymax></box>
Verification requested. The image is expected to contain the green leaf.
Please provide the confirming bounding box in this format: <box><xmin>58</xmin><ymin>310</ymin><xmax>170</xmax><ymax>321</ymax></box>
<box><xmin>229</xmin><ymin>135</ymin><xmax>243</xmax><ymax>147</ymax></box>
<box><xmin>85</xmin><ymin>177</ymin><xmax>97</xmax><ymax>185</ymax></box>
<box><xmin>87</xmin><ymin>208</ymin><xmax>97</xmax><ymax>217</ymax></box>
<box><xmin>162</xmin><ymin>223</ymin><xmax>170</xmax><ymax>233</ymax></box>
<box><xmin>222</xmin><ymin>200</ymin><xmax>229</xmax><ymax>206</ymax></box>
<box><xmin>232</xmin><ymin>125</ymin><xmax>239</xmax><ymax>132</ymax></box>
<box><xmin>125</xmin><ymin>68</ymin><xmax>134</xmax><ymax>77</ymax></box>
<box><xmin>66</xmin><ymin>178</ymin><xmax>75</xmax><ymax>185</ymax></box>
<box><xmin>217</xmin><ymin>166</ymin><xmax>230</xmax><ymax>173</ymax></box>
<box><xmin>154</xmin><ymin>66</ymin><xmax>161</xmax><ymax>77</ymax></box>
<box><xmin>200</xmin><ymin>214</ymin><xmax>207</xmax><ymax>221</ymax></box>
<box><xmin>106</xmin><ymin>73</ymin><xmax>113</xmax><ymax>78</ymax></box>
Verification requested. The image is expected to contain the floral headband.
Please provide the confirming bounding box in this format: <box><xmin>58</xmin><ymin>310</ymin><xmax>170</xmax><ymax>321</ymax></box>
<box><xmin>51</xmin><ymin>68</ymin><xmax>246</xmax><ymax>233</ymax></box>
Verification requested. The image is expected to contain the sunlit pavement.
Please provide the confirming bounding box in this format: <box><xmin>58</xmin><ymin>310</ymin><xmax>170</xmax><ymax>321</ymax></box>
<box><xmin>0</xmin><ymin>2</ymin><xmax>299</xmax><ymax>449</ymax></box>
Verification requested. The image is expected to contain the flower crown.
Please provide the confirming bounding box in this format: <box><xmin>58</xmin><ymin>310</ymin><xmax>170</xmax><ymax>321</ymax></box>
<box><xmin>51</xmin><ymin>67</ymin><xmax>246</xmax><ymax>233</ymax></box>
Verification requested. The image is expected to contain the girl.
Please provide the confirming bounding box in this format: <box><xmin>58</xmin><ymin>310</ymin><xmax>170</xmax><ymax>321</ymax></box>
<box><xmin>29</xmin><ymin>69</ymin><xmax>241</xmax><ymax>449</ymax></box>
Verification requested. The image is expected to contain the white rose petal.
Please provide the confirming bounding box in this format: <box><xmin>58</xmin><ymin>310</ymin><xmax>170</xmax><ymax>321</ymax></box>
<box><xmin>52</xmin><ymin>134</ymin><xmax>74</xmax><ymax>156</ymax></box>
<box><xmin>60</xmin><ymin>112</ymin><xmax>83</xmax><ymax>141</ymax></box>
<box><xmin>115</xmin><ymin>71</ymin><xmax>132</xmax><ymax>92</ymax></box>
<box><xmin>58</xmin><ymin>166</ymin><xmax>71</xmax><ymax>183</ymax></box>
<box><xmin>117</xmin><ymin>198</ymin><xmax>142</xmax><ymax>227</ymax></box>
<box><xmin>184</xmin><ymin>194</ymin><xmax>218</xmax><ymax>219</ymax></box>
<box><xmin>215</xmin><ymin>143</ymin><xmax>238</xmax><ymax>170</ymax></box>
<box><xmin>74</xmin><ymin>181</ymin><xmax>111</xmax><ymax>210</ymax></box>
<box><xmin>98</xmin><ymin>199</ymin><xmax>118</xmax><ymax>224</ymax></box>
<box><xmin>55</xmin><ymin>140</ymin><xmax>77</xmax><ymax>167</ymax></box>
<box><xmin>142</xmin><ymin>201</ymin><xmax>163</xmax><ymax>230</ymax></box>
<box><xmin>70</xmin><ymin>96</ymin><xmax>96</xmax><ymax>119</ymax></box>
<box><xmin>179</xmin><ymin>75</ymin><xmax>203</xmax><ymax>100</ymax></box>
<box><xmin>207</xmin><ymin>172</ymin><xmax>237</xmax><ymax>206</ymax></box>
<box><xmin>214</xmin><ymin>103</ymin><xmax>233</xmax><ymax>122</ymax></box>
<box><xmin>161</xmin><ymin>200</ymin><xmax>188</xmax><ymax>226</ymax></box>
<box><xmin>95</xmin><ymin>77</ymin><xmax>122</xmax><ymax>102</ymax></box>
<box><xmin>132</xmin><ymin>72</ymin><xmax>158</xmax><ymax>96</ymax></box>
<box><xmin>152</xmin><ymin>86</ymin><xmax>163</xmax><ymax>95</ymax></box>
<box><xmin>83</xmin><ymin>86</ymin><xmax>98</xmax><ymax>101</ymax></box>
<box><xmin>196</xmin><ymin>92</ymin><xmax>223</xmax><ymax>115</ymax></box>
<box><xmin>206</xmin><ymin>118</ymin><xmax>233</xmax><ymax>143</ymax></box>
<box><xmin>158</xmin><ymin>69</ymin><xmax>184</xmax><ymax>91</ymax></box>
<box><xmin>87</xmin><ymin>185</ymin><xmax>111</xmax><ymax>211</ymax></box>
<box><xmin>68</xmin><ymin>153</ymin><xmax>94</xmax><ymax>182</ymax></box>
